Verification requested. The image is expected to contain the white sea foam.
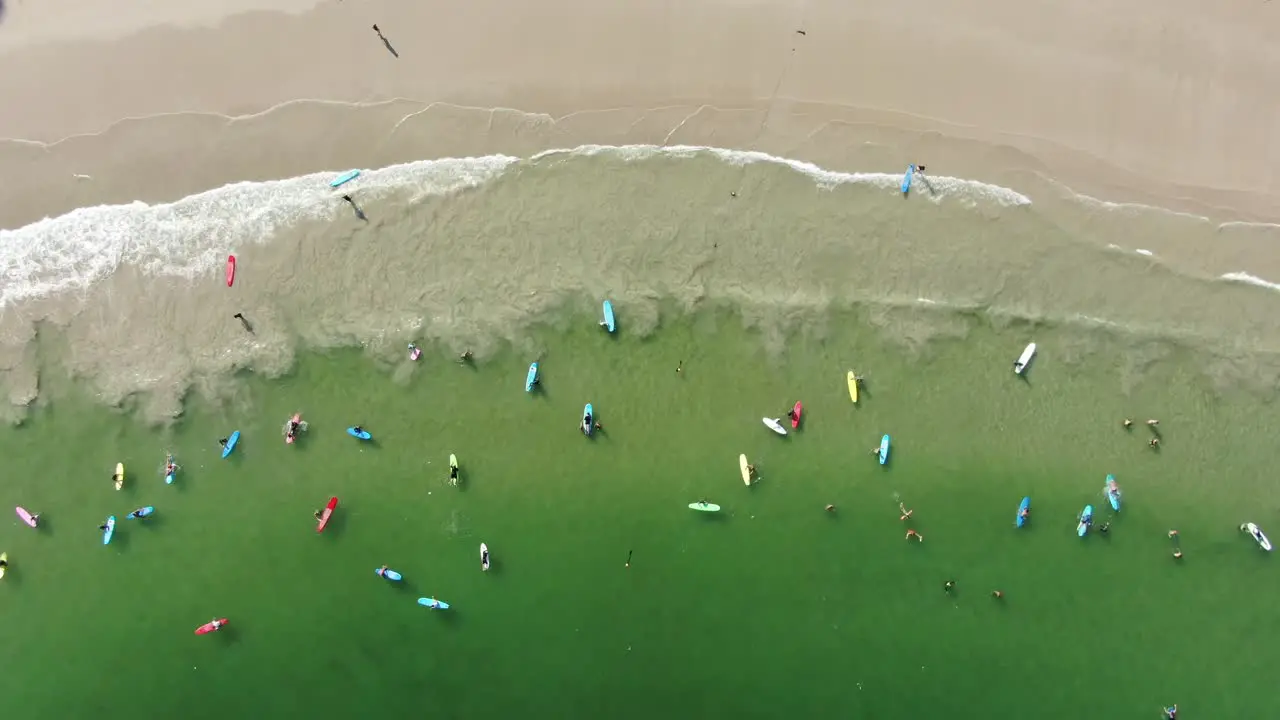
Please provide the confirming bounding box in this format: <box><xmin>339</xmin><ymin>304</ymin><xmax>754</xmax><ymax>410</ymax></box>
<box><xmin>0</xmin><ymin>144</ymin><xmax>1032</xmax><ymax>309</ymax></box>
<box><xmin>537</xmin><ymin>144</ymin><xmax>1033</xmax><ymax>207</ymax></box>
<box><xmin>1221</xmin><ymin>272</ymin><xmax>1280</xmax><ymax>293</ymax></box>
<box><xmin>0</xmin><ymin>155</ymin><xmax>517</xmax><ymax>308</ymax></box>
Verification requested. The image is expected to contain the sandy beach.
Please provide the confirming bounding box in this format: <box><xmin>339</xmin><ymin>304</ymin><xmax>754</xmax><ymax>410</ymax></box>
<box><xmin>4</xmin><ymin>0</ymin><xmax>1280</xmax><ymax>420</ymax></box>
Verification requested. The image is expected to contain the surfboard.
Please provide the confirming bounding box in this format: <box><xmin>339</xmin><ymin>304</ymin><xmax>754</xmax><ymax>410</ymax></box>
<box><xmin>1016</xmin><ymin>497</ymin><xmax>1030</xmax><ymax>528</ymax></box>
<box><xmin>114</xmin><ymin>462</ymin><xmax>124</xmax><ymax>491</ymax></box>
<box><xmin>102</xmin><ymin>516</ymin><xmax>116</xmax><ymax>545</ymax></box>
<box><xmin>525</xmin><ymin>362</ymin><xmax>538</xmax><ymax>392</ymax></box>
<box><xmin>221</xmin><ymin>431</ymin><xmax>240</xmax><ymax>458</ymax></box>
<box><xmin>15</xmin><ymin>506</ymin><xmax>36</xmax><ymax>528</ymax></box>
<box><xmin>762</xmin><ymin>417</ymin><xmax>787</xmax><ymax>436</ymax></box>
<box><xmin>1243</xmin><ymin>523</ymin><xmax>1273</xmax><ymax>552</ymax></box>
<box><xmin>126</xmin><ymin>506</ymin><xmax>154</xmax><ymax>519</ymax></box>
<box><xmin>195</xmin><ymin>618</ymin><xmax>228</xmax><ymax>635</ymax></box>
<box><xmin>347</xmin><ymin>427</ymin><xmax>372</xmax><ymax>440</ymax></box>
<box><xmin>1105</xmin><ymin>474</ymin><xmax>1121</xmax><ymax>512</ymax></box>
<box><xmin>790</xmin><ymin>401</ymin><xmax>803</xmax><ymax>429</ymax></box>
<box><xmin>847</xmin><ymin>371</ymin><xmax>859</xmax><ymax>403</ymax></box>
<box><xmin>418</xmin><ymin>597</ymin><xmax>450</xmax><ymax>610</ymax></box>
<box><xmin>601</xmin><ymin>300</ymin><xmax>616</xmax><ymax>333</ymax></box>
<box><xmin>582</xmin><ymin>403</ymin><xmax>594</xmax><ymax>436</ymax></box>
<box><xmin>449</xmin><ymin>454</ymin><xmax>459</xmax><ymax>485</ymax></box>
<box><xmin>689</xmin><ymin>502</ymin><xmax>721</xmax><ymax>512</ymax></box>
<box><xmin>225</xmin><ymin>255</ymin><xmax>236</xmax><ymax>287</ymax></box>
<box><xmin>481</xmin><ymin>542</ymin><xmax>490</xmax><ymax>571</ymax></box>
<box><xmin>739</xmin><ymin>454</ymin><xmax>751</xmax><ymax>485</ymax></box>
<box><xmin>901</xmin><ymin>165</ymin><xmax>915</xmax><ymax>195</ymax></box>
<box><xmin>1014</xmin><ymin>343</ymin><xmax>1037</xmax><ymax>375</ymax></box>
<box><xmin>376</xmin><ymin>567</ymin><xmax>403</xmax><ymax>581</ymax></box>
<box><xmin>878</xmin><ymin>435</ymin><xmax>890</xmax><ymax>465</ymax></box>
<box><xmin>1077</xmin><ymin>505</ymin><xmax>1093</xmax><ymax>537</ymax></box>
<box><xmin>316</xmin><ymin>497</ymin><xmax>338</xmax><ymax>533</ymax></box>
<box><xmin>330</xmin><ymin>170</ymin><xmax>360</xmax><ymax>188</ymax></box>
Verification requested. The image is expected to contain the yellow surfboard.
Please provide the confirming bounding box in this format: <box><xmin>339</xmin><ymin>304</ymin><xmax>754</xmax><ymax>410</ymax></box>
<box><xmin>847</xmin><ymin>371</ymin><xmax>859</xmax><ymax>403</ymax></box>
<box><xmin>114</xmin><ymin>462</ymin><xmax>124</xmax><ymax>491</ymax></box>
<box><xmin>739</xmin><ymin>454</ymin><xmax>751</xmax><ymax>485</ymax></box>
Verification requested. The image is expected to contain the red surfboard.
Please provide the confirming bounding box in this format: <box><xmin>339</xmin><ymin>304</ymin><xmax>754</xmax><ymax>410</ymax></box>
<box><xmin>226</xmin><ymin>255</ymin><xmax>236</xmax><ymax>287</ymax></box>
<box><xmin>195</xmin><ymin>618</ymin><xmax>228</xmax><ymax>635</ymax></box>
<box><xmin>791</xmin><ymin>401</ymin><xmax>803</xmax><ymax>429</ymax></box>
<box><xmin>316</xmin><ymin>497</ymin><xmax>338</xmax><ymax>533</ymax></box>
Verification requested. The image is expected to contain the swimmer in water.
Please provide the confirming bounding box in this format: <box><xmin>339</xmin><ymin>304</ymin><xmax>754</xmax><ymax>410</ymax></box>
<box><xmin>899</xmin><ymin>503</ymin><xmax>913</xmax><ymax>521</ymax></box>
<box><xmin>906</xmin><ymin>529</ymin><xmax>923</xmax><ymax>542</ymax></box>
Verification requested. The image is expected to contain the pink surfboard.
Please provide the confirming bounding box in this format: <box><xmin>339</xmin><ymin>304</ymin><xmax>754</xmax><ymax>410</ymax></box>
<box><xmin>15</xmin><ymin>506</ymin><xmax>37</xmax><ymax>528</ymax></box>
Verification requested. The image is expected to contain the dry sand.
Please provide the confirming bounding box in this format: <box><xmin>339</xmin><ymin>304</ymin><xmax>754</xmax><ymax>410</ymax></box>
<box><xmin>2</xmin><ymin>0</ymin><xmax>1279</xmax><ymax>220</ymax></box>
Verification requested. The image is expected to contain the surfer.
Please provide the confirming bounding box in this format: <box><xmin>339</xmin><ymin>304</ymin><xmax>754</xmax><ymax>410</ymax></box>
<box><xmin>905</xmin><ymin>529</ymin><xmax>923</xmax><ymax>542</ymax></box>
<box><xmin>0</xmin><ymin>556</ymin><xmax>7</xmax><ymax>571</ymax></box>
<box><xmin>1018</xmin><ymin>506</ymin><xmax>1029</xmax><ymax>522</ymax></box>
<box><xmin>1122</xmin><ymin>418</ymin><xmax>1133</xmax><ymax>428</ymax></box>
<box><xmin>313</xmin><ymin>510</ymin><xmax>324</xmax><ymax>521</ymax></box>
<box><xmin>353</xmin><ymin>426</ymin><xmax>365</xmax><ymax>435</ymax></box>
<box><xmin>1162</xmin><ymin>704</ymin><xmax>1177</xmax><ymax>720</ymax></box>
<box><xmin>459</xmin><ymin>349</ymin><xmax>473</xmax><ymax>362</ymax></box>
<box><xmin>1098</xmin><ymin>522</ymin><xmax>1110</xmax><ymax>535</ymax></box>
<box><xmin>165</xmin><ymin>459</ymin><xmax>177</xmax><ymax>475</ymax></box>
<box><xmin>1149</xmin><ymin>437</ymin><xmax>1160</xmax><ymax>448</ymax></box>
<box><xmin>676</xmin><ymin>361</ymin><xmax>683</xmax><ymax>375</ymax></box>
<box><xmin>210</xmin><ymin>619</ymin><xmax>225</xmax><ymax>632</ymax></box>
<box><xmin>825</xmin><ymin>504</ymin><xmax>836</xmax><ymax>512</ymax></box>
<box><xmin>98</xmin><ymin>521</ymin><xmax>110</xmax><ymax>532</ymax></box>
<box><xmin>991</xmin><ymin>590</ymin><xmax>1003</xmax><ymax>599</ymax></box>
<box><xmin>899</xmin><ymin>503</ymin><xmax>913</xmax><ymax>521</ymax></box>
<box><xmin>29</xmin><ymin>513</ymin><xmax>39</xmax><ymax>527</ymax></box>
<box><xmin>130</xmin><ymin>507</ymin><xmax>148</xmax><ymax>519</ymax></box>
<box><xmin>747</xmin><ymin>464</ymin><xmax>757</xmax><ymax>476</ymax></box>
<box><xmin>449</xmin><ymin>464</ymin><xmax>459</xmax><ymax>484</ymax></box>
<box><xmin>625</xmin><ymin>550</ymin><xmax>632</xmax><ymax>568</ymax></box>
<box><xmin>286</xmin><ymin>418</ymin><xmax>300</xmax><ymax>441</ymax></box>
<box><xmin>218</xmin><ymin>437</ymin><xmax>229</xmax><ymax>447</ymax></box>
<box><xmin>786</xmin><ymin>409</ymin><xmax>796</xmax><ymax>420</ymax></box>
<box><xmin>1147</xmin><ymin>419</ymin><xmax>1159</xmax><ymax>427</ymax></box>
<box><xmin>944</xmin><ymin>580</ymin><xmax>955</xmax><ymax>593</ymax></box>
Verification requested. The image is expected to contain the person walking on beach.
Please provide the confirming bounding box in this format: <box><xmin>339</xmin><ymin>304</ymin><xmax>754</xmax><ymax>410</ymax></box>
<box><xmin>899</xmin><ymin>503</ymin><xmax>913</xmax><ymax>521</ymax></box>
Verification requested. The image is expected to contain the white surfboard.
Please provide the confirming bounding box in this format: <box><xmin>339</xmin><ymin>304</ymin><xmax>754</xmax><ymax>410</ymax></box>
<box><xmin>762</xmin><ymin>417</ymin><xmax>787</xmax><ymax>436</ymax></box>
<box><xmin>1014</xmin><ymin>343</ymin><xmax>1036</xmax><ymax>375</ymax></box>
<box><xmin>739</xmin><ymin>454</ymin><xmax>751</xmax><ymax>485</ymax></box>
<box><xmin>1244</xmin><ymin>523</ymin><xmax>1273</xmax><ymax>552</ymax></box>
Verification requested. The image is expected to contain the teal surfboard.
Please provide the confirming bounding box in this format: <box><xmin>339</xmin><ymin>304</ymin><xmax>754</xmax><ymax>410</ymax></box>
<box><xmin>901</xmin><ymin>165</ymin><xmax>915</xmax><ymax>194</ymax></box>
<box><xmin>878</xmin><ymin>434</ymin><xmax>890</xmax><ymax>465</ymax></box>
<box><xmin>526</xmin><ymin>362</ymin><xmax>539</xmax><ymax>392</ymax></box>
<box><xmin>221</xmin><ymin>431</ymin><xmax>240</xmax><ymax>458</ymax></box>
<box><xmin>418</xmin><ymin>597</ymin><xmax>450</xmax><ymax>610</ymax></box>
<box><xmin>330</xmin><ymin>170</ymin><xmax>360</xmax><ymax>188</ymax></box>
<box><xmin>102</xmin><ymin>516</ymin><xmax>116</xmax><ymax>545</ymax></box>
<box><xmin>601</xmin><ymin>301</ymin><xmax>616</xmax><ymax>333</ymax></box>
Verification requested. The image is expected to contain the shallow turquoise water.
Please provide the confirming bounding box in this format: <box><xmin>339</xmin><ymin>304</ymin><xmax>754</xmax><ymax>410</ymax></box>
<box><xmin>0</xmin><ymin>305</ymin><xmax>1276</xmax><ymax>718</ymax></box>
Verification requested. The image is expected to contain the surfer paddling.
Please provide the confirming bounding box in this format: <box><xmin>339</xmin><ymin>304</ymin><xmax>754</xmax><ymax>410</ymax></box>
<box><xmin>905</xmin><ymin>529</ymin><xmax>923</xmax><ymax>542</ymax></box>
<box><xmin>899</xmin><ymin>503</ymin><xmax>913</xmax><ymax>521</ymax></box>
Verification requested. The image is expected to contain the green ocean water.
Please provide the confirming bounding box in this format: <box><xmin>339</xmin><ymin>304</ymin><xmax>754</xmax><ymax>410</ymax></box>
<box><xmin>1</xmin><ymin>304</ymin><xmax>1277</xmax><ymax>718</ymax></box>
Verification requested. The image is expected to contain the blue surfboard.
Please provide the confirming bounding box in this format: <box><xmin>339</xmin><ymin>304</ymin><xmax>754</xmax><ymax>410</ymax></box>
<box><xmin>102</xmin><ymin>516</ymin><xmax>116</xmax><ymax>545</ymax></box>
<box><xmin>347</xmin><ymin>427</ymin><xmax>372</xmax><ymax>441</ymax></box>
<box><xmin>1105</xmin><ymin>474</ymin><xmax>1121</xmax><ymax>512</ymax></box>
<box><xmin>126</xmin><ymin>507</ymin><xmax>154</xmax><ymax>519</ymax></box>
<box><xmin>525</xmin><ymin>362</ymin><xmax>539</xmax><ymax>392</ymax></box>
<box><xmin>1016</xmin><ymin>497</ymin><xmax>1030</xmax><ymax>528</ymax></box>
<box><xmin>582</xmin><ymin>403</ymin><xmax>594</xmax><ymax>436</ymax></box>
<box><xmin>901</xmin><ymin>165</ymin><xmax>915</xmax><ymax>195</ymax></box>
<box><xmin>330</xmin><ymin>170</ymin><xmax>360</xmax><ymax>188</ymax></box>
<box><xmin>376</xmin><ymin>567</ymin><xmax>403</xmax><ymax>581</ymax></box>
<box><xmin>878</xmin><ymin>434</ymin><xmax>890</xmax><ymax>465</ymax></box>
<box><xmin>601</xmin><ymin>300</ymin><xmax>616</xmax><ymax>333</ymax></box>
<box><xmin>418</xmin><ymin>597</ymin><xmax>450</xmax><ymax>610</ymax></box>
<box><xmin>1077</xmin><ymin>504</ymin><xmax>1094</xmax><ymax>537</ymax></box>
<box><xmin>221</xmin><ymin>431</ymin><xmax>240</xmax><ymax>458</ymax></box>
